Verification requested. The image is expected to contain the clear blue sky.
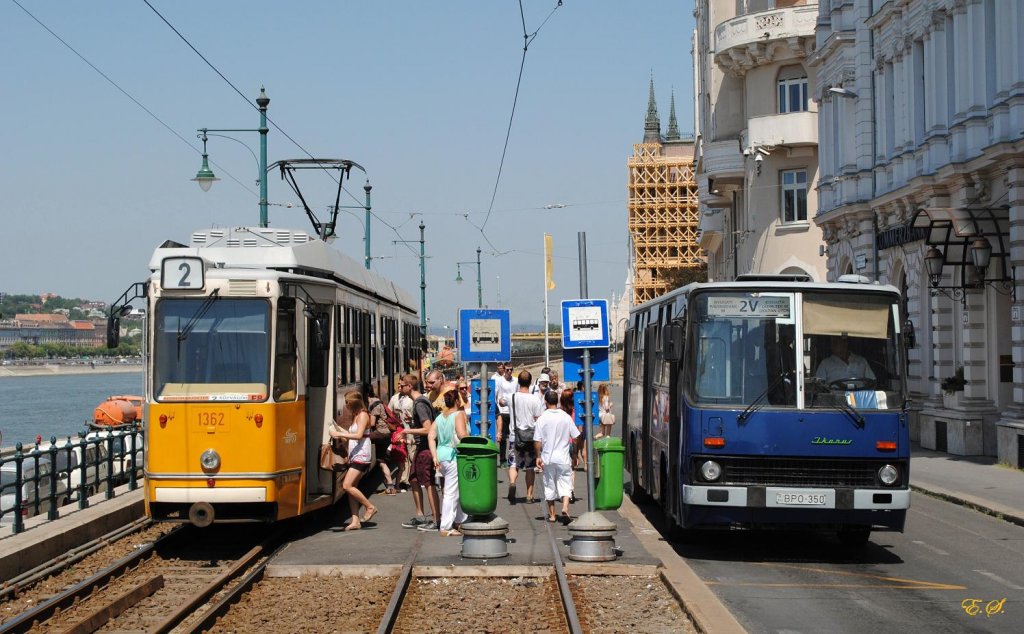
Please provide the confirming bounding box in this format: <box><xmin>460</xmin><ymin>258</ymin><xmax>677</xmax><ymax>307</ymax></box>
<box><xmin>2</xmin><ymin>0</ymin><xmax>695</xmax><ymax>328</ymax></box>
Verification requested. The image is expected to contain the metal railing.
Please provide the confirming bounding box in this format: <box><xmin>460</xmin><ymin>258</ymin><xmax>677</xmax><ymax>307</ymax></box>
<box><xmin>0</xmin><ymin>424</ymin><xmax>144</xmax><ymax>534</ymax></box>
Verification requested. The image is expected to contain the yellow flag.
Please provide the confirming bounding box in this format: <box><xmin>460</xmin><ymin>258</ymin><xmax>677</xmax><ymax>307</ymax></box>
<box><xmin>544</xmin><ymin>233</ymin><xmax>556</xmax><ymax>291</ymax></box>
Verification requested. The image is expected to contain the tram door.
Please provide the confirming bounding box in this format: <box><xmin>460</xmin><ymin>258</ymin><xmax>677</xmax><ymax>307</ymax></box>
<box><xmin>304</xmin><ymin>307</ymin><xmax>335</xmax><ymax>498</ymax></box>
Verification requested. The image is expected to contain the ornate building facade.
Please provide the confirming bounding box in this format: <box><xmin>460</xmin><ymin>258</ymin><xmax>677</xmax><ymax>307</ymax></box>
<box><xmin>694</xmin><ymin>0</ymin><xmax>827</xmax><ymax>283</ymax></box>
<box><xmin>810</xmin><ymin>0</ymin><xmax>1024</xmax><ymax>465</ymax></box>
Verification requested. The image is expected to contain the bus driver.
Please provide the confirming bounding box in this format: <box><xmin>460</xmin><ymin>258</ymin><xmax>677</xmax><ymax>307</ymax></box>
<box><xmin>815</xmin><ymin>335</ymin><xmax>876</xmax><ymax>384</ymax></box>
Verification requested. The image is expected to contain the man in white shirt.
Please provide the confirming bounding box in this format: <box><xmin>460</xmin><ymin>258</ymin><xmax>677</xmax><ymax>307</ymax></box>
<box><xmin>494</xmin><ymin>364</ymin><xmax>517</xmax><ymax>466</ymax></box>
<box><xmin>815</xmin><ymin>336</ymin><xmax>876</xmax><ymax>384</ymax></box>
<box><xmin>535</xmin><ymin>390</ymin><xmax>580</xmax><ymax>524</ymax></box>
<box><xmin>500</xmin><ymin>370</ymin><xmax>544</xmax><ymax>504</ymax></box>
<box><xmin>389</xmin><ymin>379</ymin><xmax>416</xmax><ymax>491</ymax></box>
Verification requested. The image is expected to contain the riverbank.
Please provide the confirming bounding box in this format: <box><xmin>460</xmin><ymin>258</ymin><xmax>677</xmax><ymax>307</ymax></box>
<box><xmin>0</xmin><ymin>364</ymin><xmax>143</xmax><ymax>378</ymax></box>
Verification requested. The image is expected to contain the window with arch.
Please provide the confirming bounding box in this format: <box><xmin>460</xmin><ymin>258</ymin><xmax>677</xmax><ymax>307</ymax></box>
<box><xmin>777</xmin><ymin>65</ymin><xmax>809</xmax><ymax>113</ymax></box>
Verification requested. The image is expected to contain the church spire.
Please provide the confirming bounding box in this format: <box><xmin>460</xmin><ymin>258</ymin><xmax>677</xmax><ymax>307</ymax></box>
<box><xmin>644</xmin><ymin>74</ymin><xmax>661</xmax><ymax>143</ymax></box>
<box><xmin>666</xmin><ymin>90</ymin><xmax>680</xmax><ymax>141</ymax></box>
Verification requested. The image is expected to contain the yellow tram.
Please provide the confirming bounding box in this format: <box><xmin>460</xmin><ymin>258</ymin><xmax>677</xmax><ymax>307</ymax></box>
<box><xmin>110</xmin><ymin>226</ymin><xmax>419</xmax><ymax>526</ymax></box>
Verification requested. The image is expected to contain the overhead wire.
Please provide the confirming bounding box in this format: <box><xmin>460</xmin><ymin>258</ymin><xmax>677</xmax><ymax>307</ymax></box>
<box><xmin>141</xmin><ymin>0</ymin><xmax>419</xmax><ymax>256</ymax></box>
<box><xmin>10</xmin><ymin>0</ymin><xmax>256</xmax><ymax>196</ymax></box>
<box><xmin>478</xmin><ymin>0</ymin><xmax>563</xmax><ymax>236</ymax></box>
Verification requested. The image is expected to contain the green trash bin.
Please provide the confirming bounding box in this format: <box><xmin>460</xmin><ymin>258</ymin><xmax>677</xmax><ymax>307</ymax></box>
<box><xmin>457</xmin><ymin>435</ymin><xmax>499</xmax><ymax>515</ymax></box>
<box><xmin>593</xmin><ymin>437</ymin><xmax>625</xmax><ymax>510</ymax></box>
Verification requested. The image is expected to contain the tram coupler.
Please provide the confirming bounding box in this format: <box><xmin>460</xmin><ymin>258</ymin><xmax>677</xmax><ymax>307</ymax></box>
<box><xmin>567</xmin><ymin>511</ymin><xmax>618</xmax><ymax>562</ymax></box>
<box><xmin>459</xmin><ymin>514</ymin><xmax>510</xmax><ymax>559</ymax></box>
<box><xmin>188</xmin><ymin>501</ymin><xmax>216</xmax><ymax>528</ymax></box>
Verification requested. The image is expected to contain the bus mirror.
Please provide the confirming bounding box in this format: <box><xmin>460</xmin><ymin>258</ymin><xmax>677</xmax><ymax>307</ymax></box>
<box><xmin>106</xmin><ymin>317</ymin><xmax>121</xmax><ymax>349</ymax></box>
<box><xmin>663</xmin><ymin>323</ymin><xmax>684</xmax><ymax>362</ymax></box>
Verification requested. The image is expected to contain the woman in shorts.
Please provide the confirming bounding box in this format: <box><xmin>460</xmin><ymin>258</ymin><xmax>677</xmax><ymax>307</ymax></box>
<box><xmin>330</xmin><ymin>391</ymin><xmax>378</xmax><ymax>531</ymax></box>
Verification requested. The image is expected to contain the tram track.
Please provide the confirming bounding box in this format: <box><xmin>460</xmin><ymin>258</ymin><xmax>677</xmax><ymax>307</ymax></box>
<box><xmin>0</xmin><ymin>524</ymin><xmax>282</xmax><ymax>634</ymax></box>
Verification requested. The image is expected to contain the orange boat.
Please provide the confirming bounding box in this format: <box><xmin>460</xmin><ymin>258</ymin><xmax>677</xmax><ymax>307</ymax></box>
<box><xmin>93</xmin><ymin>395</ymin><xmax>144</xmax><ymax>427</ymax></box>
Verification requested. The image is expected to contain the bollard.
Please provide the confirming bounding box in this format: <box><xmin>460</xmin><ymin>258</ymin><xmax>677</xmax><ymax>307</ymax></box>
<box><xmin>460</xmin><ymin>514</ymin><xmax>510</xmax><ymax>559</ymax></box>
<box><xmin>567</xmin><ymin>511</ymin><xmax>618</xmax><ymax>562</ymax></box>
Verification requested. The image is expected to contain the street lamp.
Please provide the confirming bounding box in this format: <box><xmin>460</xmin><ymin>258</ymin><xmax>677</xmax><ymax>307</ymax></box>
<box><xmin>192</xmin><ymin>87</ymin><xmax>271</xmax><ymax>227</ymax></box>
<box><xmin>455</xmin><ymin>247</ymin><xmax>483</xmax><ymax>308</ymax></box>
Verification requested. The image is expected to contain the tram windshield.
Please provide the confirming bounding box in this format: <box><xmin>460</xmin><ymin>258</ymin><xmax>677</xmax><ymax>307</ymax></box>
<box><xmin>153</xmin><ymin>298</ymin><xmax>270</xmax><ymax>402</ymax></box>
<box><xmin>689</xmin><ymin>291</ymin><xmax>903</xmax><ymax>410</ymax></box>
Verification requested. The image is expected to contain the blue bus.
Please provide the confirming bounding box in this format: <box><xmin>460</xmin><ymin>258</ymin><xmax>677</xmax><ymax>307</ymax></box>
<box><xmin>623</xmin><ymin>275</ymin><xmax>909</xmax><ymax>546</ymax></box>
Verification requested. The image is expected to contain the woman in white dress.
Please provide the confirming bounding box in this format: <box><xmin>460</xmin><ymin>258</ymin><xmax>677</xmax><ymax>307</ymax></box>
<box><xmin>329</xmin><ymin>391</ymin><xmax>378</xmax><ymax>531</ymax></box>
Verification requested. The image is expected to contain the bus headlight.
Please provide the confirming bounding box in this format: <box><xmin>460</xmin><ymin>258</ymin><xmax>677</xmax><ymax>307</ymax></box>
<box><xmin>700</xmin><ymin>460</ymin><xmax>722</xmax><ymax>482</ymax></box>
<box><xmin>878</xmin><ymin>464</ymin><xmax>898</xmax><ymax>486</ymax></box>
<box><xmin>200</xmin><ymin>449</ymin><xmax>221</xmax><ymax>472</ymax></box>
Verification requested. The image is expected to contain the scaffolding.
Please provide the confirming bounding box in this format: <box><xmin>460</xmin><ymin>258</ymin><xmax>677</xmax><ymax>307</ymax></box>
<box><xmin>627</xmin><ymin>141</ymin><xmax>702</xmax><ymax>305</ymax></box>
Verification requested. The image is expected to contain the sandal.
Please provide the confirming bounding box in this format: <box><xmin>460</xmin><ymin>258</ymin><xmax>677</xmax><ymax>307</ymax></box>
<box><xmin>362</xmin><ymin>506</ymin><xmax>378</xmax><ymax>523</ymax></box>
<box><xmin>440</xmin><ymin>529</ymin><xmax>462</xmax><ymax>537</ymax></box>
<box><xmin>384</xmin><ymin>485</ymin><xmax>398</xmax><ymax>496</ymax></box>
<box><xmin>344</xmin><ymin>522</ymin><xmax>362</xmax><ymax>531</ymax></box>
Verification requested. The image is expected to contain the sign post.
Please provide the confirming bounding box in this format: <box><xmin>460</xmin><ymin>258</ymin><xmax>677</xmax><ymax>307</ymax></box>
<box><xmin>563</xmin><ymin>232</ymin><xmax>617</xmax><ymax>562</ymax></box>
<box><xmin>458</xmin><ymin>309</ymin><xmax>511</xmax><ymax>438</ymax></box>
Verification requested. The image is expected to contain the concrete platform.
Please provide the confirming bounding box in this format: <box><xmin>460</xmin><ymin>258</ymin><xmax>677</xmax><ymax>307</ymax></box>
<box><xmin>267</xmin><ymin>469</ymin><xmax>659</xmax><ymax>576</ymax></box>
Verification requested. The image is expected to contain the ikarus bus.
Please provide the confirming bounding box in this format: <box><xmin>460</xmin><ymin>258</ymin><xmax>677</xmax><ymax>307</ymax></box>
<box><xmin>623</xmin><ymin>275</ymin><xmax>909</xmax><ymax>546</ymax></box>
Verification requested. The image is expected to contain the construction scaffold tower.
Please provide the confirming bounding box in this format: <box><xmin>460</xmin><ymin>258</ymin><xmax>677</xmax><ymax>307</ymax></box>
<box><xmin>627</xmin><ymin>141</ymin><xmax>702</xmax><ymax>305</ymax></box>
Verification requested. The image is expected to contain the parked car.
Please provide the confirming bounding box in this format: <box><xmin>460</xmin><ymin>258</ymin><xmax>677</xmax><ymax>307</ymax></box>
<box><xmin>84</xmin><ymin>429</ymin><xmax>143</xmax><ymax>485</ymax></box>
<box><xmin>0</xmin><ymin>458</ymin><xmax>70</xmax><ymax>526</ymax></box>
<box><xmin>35</xmin><ymin>439</ymin><xmax>111</xmax><ymax>500</ymax></box>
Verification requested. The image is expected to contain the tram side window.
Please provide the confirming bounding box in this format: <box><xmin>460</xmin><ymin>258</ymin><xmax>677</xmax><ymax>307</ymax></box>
<box><xmin>307</xmin><ymin>309</ymin><xmax>329</xmax><ymax>388</ymax></box>
<box><xmin>274</xmin><ymin>299</ymin><xmax>297</xmax><ymax>401</ymax></box>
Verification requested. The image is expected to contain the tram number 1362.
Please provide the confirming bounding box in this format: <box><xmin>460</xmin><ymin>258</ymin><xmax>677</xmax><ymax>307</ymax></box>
<box><xmin>196</xmin><ymin>412</ymin><xmax>227</xmax><ymax>433</ymax></box>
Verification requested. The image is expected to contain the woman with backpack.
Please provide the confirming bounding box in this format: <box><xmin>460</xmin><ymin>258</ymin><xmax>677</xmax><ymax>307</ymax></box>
<box><xmin>428</xmin><ymin>385</ymin><xmax>469</xmax><ymax>536</ymax></box>
<box><xmin>363</xmin><ymin>383</ymin><xmax>399</xmax><ymax>496</ymax></box>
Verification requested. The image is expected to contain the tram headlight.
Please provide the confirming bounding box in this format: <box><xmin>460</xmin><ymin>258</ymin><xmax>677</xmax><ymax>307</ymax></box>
<box><xmin>700</xmin><ymin>460</ymin><xmax>722</xmax><ymax>482</ymax></box>
<box><xmin>200</xmin><ymin>449</ymin><xmax>221</xmax><ymax>472</ymax></box>
<box><xmin>878</xmin><ymin>464</ymin><xmax>899</xmax><ymax>486</ymax></box>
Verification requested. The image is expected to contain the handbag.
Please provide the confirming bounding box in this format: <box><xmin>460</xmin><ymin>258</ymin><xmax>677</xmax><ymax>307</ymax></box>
<box><xmin>319</xmin><ymin>437</ymin><xmax>349</xmax><ymax>472</ymax></box>
<box><xmin>514</xmin><ymin>426</ymin><xmax>535</xmax><ymax>452</ymax></box>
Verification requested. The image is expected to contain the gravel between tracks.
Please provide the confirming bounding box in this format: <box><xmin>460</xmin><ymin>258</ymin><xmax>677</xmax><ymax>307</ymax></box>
<box><xmin>0</xmin><ymin>523</ymin><xmax>174</xmax><ymax>621</ymax></box>
<box><xmin>394</xmin><ymin>577</ymin><xmax>566</xmax><ymax>633</ymax></box>
<box><xmin>570</xmin><ymin>575</ymin><xmax>696</xmax><ymax>634</ymax></box>
<box><xmin>208</xmin><ymin>576</ymin><xmax>395</xmax><ymax>633</ymax></box>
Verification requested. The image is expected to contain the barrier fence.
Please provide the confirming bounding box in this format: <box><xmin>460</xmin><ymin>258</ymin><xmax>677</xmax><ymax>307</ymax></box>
<box><xmin>0</xmin><ymin>424</ymin><xmax>143</xmax><ymax>534</ymax></box>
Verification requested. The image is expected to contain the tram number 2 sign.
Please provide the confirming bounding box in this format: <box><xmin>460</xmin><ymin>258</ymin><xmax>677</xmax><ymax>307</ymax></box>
<box><xmin>161</xmin><ymin>256</ymin><xmax>205</xmax><ymax>290</ymax></box>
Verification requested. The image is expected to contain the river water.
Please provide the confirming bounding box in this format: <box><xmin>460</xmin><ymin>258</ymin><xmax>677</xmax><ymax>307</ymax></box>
<box><xmin>0</xmin><ymin>373</ymin><xmax>144</xmax><ymax>449</ymax></box>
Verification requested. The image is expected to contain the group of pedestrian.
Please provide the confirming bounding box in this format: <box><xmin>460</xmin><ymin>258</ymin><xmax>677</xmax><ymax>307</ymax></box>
<box><xmin>328</xmin><ymin>364</ymin><xmax>615</xmax><ymax>534</ymax></box>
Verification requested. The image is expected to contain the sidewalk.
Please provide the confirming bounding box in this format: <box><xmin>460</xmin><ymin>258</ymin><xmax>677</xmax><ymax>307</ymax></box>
<box><xmin>911</xmin><ymin>442</ymin><xmax>1024</xmax><ymax>527</ymax></box>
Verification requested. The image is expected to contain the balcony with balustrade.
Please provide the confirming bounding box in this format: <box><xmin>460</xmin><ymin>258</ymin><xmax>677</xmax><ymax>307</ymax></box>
<box><xmin>714</xmin><ymin>4</ymin><xmax>818</xmax><ymax>75</ymax></box>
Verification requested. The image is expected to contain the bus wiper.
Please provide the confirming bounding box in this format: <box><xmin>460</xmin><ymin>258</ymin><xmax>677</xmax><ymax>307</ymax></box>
<box><xmin>737</xmin><ymin>371</ymin><xmax>791</xmax><ymax>423</ymax></box>
<box><xmin>177</xmin><ymin>289</ymin><xmax>220</xmax><ymax>342</ymax></box>
<box><xmin>806</xmin><ymin>376</ymin><xmax>865</xmax><ymax>429</ymax></box>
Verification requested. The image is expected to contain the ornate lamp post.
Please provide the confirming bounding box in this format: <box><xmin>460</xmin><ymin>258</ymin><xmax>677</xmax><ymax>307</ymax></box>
<box><xmin>455</xmin><ymin>247</ymin><xmax>483</xmax><ymax>308</ymax></box>
<box><xmin>192</xmin><ymin>87</ymin><xmax>271</xmax><ymax>227</ymax></box>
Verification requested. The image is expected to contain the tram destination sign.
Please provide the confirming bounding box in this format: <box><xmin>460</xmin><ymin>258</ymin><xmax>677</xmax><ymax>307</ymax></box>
<box><xmin>707</xmin><ymin>296</ymin><xmax>791</xmax><ymax>318</ymax></box>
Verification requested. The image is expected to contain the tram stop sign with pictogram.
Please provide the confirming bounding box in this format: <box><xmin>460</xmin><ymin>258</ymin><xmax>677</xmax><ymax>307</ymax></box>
<box><xmin>459</xmin><ymin>309</ymin><xmax>511</xmax><ymax>362</ymax></box>
<box><xmin>561</xmin><ymin>299</ymin><xmax>609</xmax><ymax>349</ymax></box>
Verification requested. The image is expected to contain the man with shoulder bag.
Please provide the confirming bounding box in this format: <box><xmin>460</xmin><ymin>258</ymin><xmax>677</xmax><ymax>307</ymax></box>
<box><xmin>503</xmin><ymin>370</ymin><xmax>543</xmax><ymax>505</ymax></box>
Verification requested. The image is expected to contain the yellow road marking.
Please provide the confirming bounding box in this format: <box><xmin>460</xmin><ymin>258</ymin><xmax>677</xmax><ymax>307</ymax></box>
<box><xmin>702</xmin><ymin>562</ymin><xmax>965</xmax><ymax>591</ymax></box>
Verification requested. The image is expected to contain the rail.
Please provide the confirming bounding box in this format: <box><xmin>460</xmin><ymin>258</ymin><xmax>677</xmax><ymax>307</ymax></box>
<box><xmin>0</xmin><ymin>423</ymin><xmax>144</xmax><ymax>534</ymax></box>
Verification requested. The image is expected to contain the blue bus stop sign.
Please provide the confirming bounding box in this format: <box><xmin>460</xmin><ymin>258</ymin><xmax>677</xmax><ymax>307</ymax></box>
<box><xmin>561</xmin><ymin>299</ymin><xmax>609</xmax><ymax>349</ymax></box>
<box><xmin>459</xmin><ymin>309</ymin><xmax>511</xmax><ymax>362</ymax></box>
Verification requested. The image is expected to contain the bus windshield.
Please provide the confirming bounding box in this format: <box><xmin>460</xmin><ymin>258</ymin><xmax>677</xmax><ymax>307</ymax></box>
<box><xmin>691</xmin><ymin>292</ymin><xmax>797</xmax><ymax>407</ymax></box>
<box><xmin>689</xmin><ymin>290</ymin><xmax>903</xmax><ymax>410</ymax></box>
<box><xmin>153</xmin><ymin>298</ymin><xmax>270</xmax><ymax>402</ymax></box>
